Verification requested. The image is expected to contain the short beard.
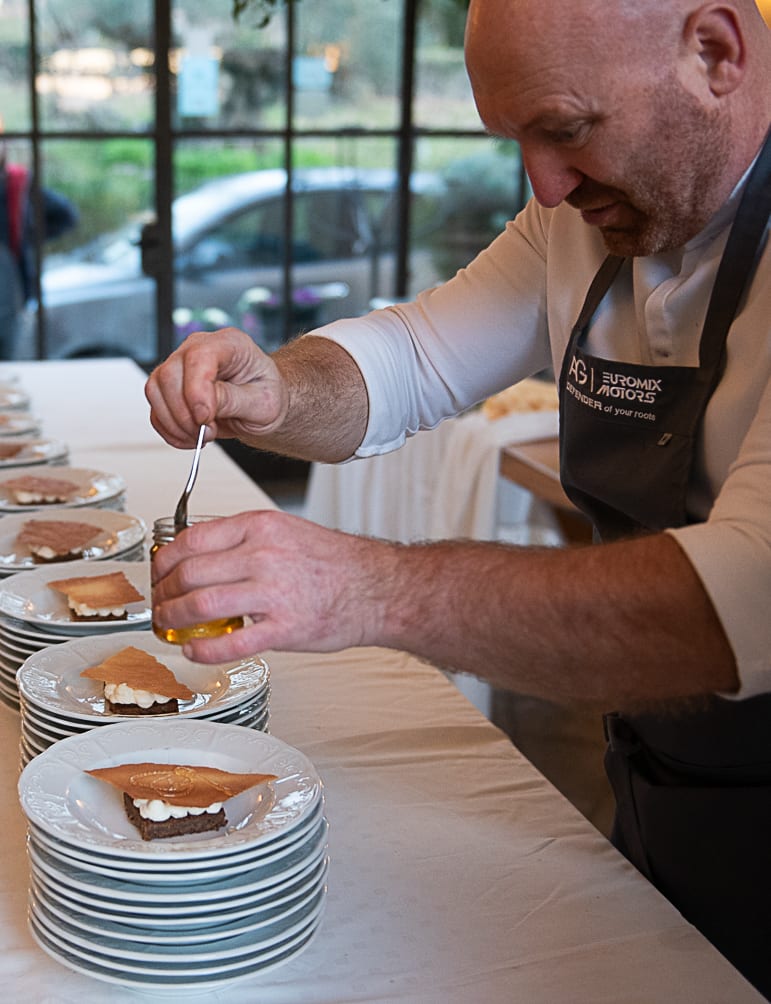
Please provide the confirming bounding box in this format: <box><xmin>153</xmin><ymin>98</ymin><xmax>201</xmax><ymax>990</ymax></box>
<box><xmin>579</xmin><ymin>87</ymin><xmax>732</xmax><ymax>257</ymax></box>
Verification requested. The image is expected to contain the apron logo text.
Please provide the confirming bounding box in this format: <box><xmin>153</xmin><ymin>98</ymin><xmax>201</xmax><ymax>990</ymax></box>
<box><xmin>596</xmin><ymin>372</ymin><xmax>662</xmax><ymax>404</ymax></box>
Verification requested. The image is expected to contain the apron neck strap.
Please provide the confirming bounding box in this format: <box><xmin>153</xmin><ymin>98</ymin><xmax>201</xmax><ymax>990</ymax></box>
<box><xmin>699</xmin><ymin>128</ymin><xmax>771</xmax><ymax>370</ymax></box>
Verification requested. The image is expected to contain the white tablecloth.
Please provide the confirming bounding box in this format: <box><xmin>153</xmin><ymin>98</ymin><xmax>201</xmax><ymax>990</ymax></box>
<box><xmin>305</xmin><ymin>409</ymin><xmax>562</xmax><ymax>544</ymax></box>
<box><xmin>0</xmin><ymin>359</ymin><xmax>761</xmax><ymax>1003</ymax></box>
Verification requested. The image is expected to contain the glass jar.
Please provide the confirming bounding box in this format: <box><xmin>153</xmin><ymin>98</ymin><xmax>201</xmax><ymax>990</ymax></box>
<box><xmin>151</xmin><ymin>516</ymin><xmax>245</xmax><ymax>644</ymax></box>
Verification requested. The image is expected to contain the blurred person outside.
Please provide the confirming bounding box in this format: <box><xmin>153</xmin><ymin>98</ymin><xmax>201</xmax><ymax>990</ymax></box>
<box><xmin>0</xmin><ymin>133</ymin><xmax>78</xmax><ymax>359</ymax></box>
<box><xmin>146</xmin><ymin>0</ymin><xmax>771</xmax><ymax>995</ymax></box>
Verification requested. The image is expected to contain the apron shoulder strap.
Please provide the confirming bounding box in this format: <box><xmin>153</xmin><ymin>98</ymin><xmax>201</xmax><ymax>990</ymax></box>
<box><xmin>699</xmin><ymin>129</ymin><xmax>771</xmax><ymax>370</ymax></box>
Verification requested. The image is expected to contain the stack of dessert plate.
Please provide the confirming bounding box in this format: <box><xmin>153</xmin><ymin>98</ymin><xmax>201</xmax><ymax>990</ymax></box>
<box><xmin>0</xmin><ymin>560</ymin><xmax>152</xmax><ymax>711</ymax></box>
<box><xmin>0</xmin><ymin>508</ymin><xmax>146</xmax><ymax>580</ymax></box>
<box><xmin>17</xmin><ymin>628</ymin><xmax>270</xmax><ymax>765</ymax></box>
<box><xmin>0</xmin><ymin>466</ymin><xmax>127</xmax><ymax>512</ymax></box>
<box><xmin>18</xmin><ymin>719</ymin><xmax>328</xmax><ymax>994</ymax></box>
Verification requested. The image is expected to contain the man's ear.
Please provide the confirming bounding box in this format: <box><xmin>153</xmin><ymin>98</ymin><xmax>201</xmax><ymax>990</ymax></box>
<box><xmin>681</xmin><ymin>4</ymin><xmax>745</xmax><ymax>96</ymax></box>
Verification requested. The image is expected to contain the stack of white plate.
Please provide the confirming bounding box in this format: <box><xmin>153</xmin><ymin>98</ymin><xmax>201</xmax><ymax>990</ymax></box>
<box><xmin>0</xmin><ymin>466</ymin><xmax>126</xmax><ymax>512</ymax></box>
<box><xmin>0</xmin><ymin>508</ymin><xmax>147</xmax><ymax>582</ymax></box>
<box><xmin>17</xmin><ymin>629</ymin><xmax>270</xmax><ymax>764</ymax></box>
<box><xmin>0</xmin><ymin>559</ymin><xmax>151</xmax><ymax>711</ymax></box>
<box><xmin>18</xmin><ymin>719</ymin><xmax>328</xmax><ymax>994</ymax></box>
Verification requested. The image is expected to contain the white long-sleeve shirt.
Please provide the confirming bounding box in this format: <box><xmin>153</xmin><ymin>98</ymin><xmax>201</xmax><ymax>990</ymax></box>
<box><xmin>312</xmin><ymin>183</ymin><xmax>771</xmax><ymax>698</ymax></box>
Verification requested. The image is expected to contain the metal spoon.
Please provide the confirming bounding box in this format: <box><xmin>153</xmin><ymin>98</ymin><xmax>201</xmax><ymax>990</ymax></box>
<box><xmin>173</xmin><ymin>424</ymin><xmax>206</xmax><ymax>531</ymax></box>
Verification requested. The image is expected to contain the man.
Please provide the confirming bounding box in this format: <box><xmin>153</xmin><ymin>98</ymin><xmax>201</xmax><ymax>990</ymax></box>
<box><xmin>147</xmin><ymin>0</ymin><xmax>771</xmax><ymax>994</ymax></box>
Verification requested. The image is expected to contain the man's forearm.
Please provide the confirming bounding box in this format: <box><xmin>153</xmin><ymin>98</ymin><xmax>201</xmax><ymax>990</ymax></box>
<box><xmin>243</xmin><ymin>336</ymin><xmax>369</xmax><ymax>463</ymax></box>
<box><xmin>374</xmin><ymin>531</ymin><xmax>738</xmax><ymax>710</ymax></box>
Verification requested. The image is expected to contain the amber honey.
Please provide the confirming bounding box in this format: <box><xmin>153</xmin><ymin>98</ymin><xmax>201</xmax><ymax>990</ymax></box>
<box><xmin>151</xmin><ymin>516</ymin><xmax>245</xmax><ymax>645</ymax></box>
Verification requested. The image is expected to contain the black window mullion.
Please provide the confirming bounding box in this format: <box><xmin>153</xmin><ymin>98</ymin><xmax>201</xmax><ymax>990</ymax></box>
<box><xmin>395</xmin><ymin>0</ymin><xmax>418</xmax><ymax>300</ymax></box>
<box><xmin>154</xmin><ymin>0</ymin><xmax>175</xmax><ymax>363</ymax></box>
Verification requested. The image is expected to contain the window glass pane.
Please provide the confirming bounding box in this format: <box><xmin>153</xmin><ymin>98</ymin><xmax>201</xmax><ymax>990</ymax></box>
<box><xmin>414</xmin><ymin>1</ymin><xmax>479</xmax><ymax>130</ymax></box>
<box><xmin>294</xmin><ymin>0</ymin><xmax>402</xmax><ymax>131</ymax></box>
<box><xmin>36</xmin><ymin>0</ymin><xmax>154</xmax><ymax>133</ymax></box>
<box><xmin>39</xmin><ymin>139</ymin><xmax>155</xmax><ymax>361</ymax></box>
<box><xmin>291</xmin><ymin>138</ymin><xmax>402</xmax><ymax>321</ymax></box>
<box><xmin>412</xmin><ymin>136</ymin><xmax>527</xmax><ymax>286</ymax></box>
<box><xmin>0</xmin><ymin>6</ymin><xmax>31</xmax><ymax>130</ymax></box>
<box><xmin>172</xmin><ymin>0</ymin><xmax>287</xmax><ymax>131</ymax></box>
<box><xmin>172</xmin><ymin>138</ymin><xmax>288</xmax><ymax>348</ymax></box>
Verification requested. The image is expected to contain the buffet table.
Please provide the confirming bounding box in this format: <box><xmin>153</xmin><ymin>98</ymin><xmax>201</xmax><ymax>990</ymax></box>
<box><xmin>0</xmin><ymin>358</ymin><xmax>762</xmax><ymax>1003</ymax></box>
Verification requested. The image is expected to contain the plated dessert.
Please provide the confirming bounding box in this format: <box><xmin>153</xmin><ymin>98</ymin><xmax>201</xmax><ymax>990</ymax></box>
<box><xmin>85</xmin><ymin>761</ymin><xmax>277</xmax><ymax>840</ymax></box>
<box><xmin>3</xmin><ymin>474</ymin><xmax>79</xmax><ymax>505</ymax></box>
<box><xmin>80</xmin><ymin>645</ymin><xmax>195</xmax><ymax>715</ymax></box>
<box><xmin>48</xmin><ymin>570</ymin><xmax>145</xmax><ymax>623</ymax></box>
<box><xmin>0</xmin><ymin>509</ymin><xmax>147</xmax><ymax>573</ymax></box>
<box><xmin>0</xmin><ymin>466</ymin><xmax>126</xmax><ymax>511</ymax></box>
<box><xmin>17</xmin><ymin>519</ymin><xmax>104</xmax><ymax>564</ymax></box>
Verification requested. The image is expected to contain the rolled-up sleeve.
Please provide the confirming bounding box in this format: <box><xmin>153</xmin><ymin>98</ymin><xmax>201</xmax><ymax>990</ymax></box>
<box><xmin>310</xmin><ymin>207</ymin><xmax>553</xmax><ymax>455</ymax></box>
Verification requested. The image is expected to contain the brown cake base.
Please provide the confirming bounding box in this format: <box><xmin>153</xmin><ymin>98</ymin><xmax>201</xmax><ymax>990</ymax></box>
<box><xmin>123</xmin><ymin>793</ymin><xmax>227</xmax><ymax>841</ymax></box>
<box><xmin>106</xmin><ymin>698</ymin><xmax>179</xmax><ymax>716</ymax></box>
<box><xmin>31</xmin><ymin>551</ymin><xmax>84</xmax><ymax>564</ymax></box>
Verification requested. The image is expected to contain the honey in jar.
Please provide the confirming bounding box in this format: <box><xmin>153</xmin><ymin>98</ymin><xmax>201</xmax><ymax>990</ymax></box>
<box><xmin>151</xmin><ymin>516</ymin><xmax>244</xmax><ymax>644</ymax></box>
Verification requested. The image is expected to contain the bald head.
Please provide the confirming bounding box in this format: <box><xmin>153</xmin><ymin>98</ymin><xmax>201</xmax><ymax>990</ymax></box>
<box><xmin>464</xmin><ymin>0</ymin><xmax>770</xmax><ymax>253</ymax></box>
<box><xmin>466</xmin><ymin>0</ymin><xmax>770</xmax><ymax>138</ymax></box>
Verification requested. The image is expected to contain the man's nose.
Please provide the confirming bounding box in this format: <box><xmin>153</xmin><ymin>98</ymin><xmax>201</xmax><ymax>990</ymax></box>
<box><xmin>521</xmin><ymin>145</ymin><xmax>584</xmax><ymax>208</ymax></box>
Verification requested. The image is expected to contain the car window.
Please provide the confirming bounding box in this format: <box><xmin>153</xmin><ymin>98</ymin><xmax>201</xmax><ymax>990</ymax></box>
<box><xmin>181</xmin><ymin>188</ymin><xmax>365</xmax><ymax>273</ymax></box>
<box><xmin>293</xmin><ymin>190</ymin><xmax>361</xmax><ymax>260</ymax></box>
<box><xmin>359</xmin><ymin>187</ymin><xmax>446</xmax><ymax>251</ymax></box>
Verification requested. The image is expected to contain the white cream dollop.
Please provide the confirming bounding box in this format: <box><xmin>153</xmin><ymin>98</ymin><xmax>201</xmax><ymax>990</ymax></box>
<box><xmin>104</xmin><ymin>682</ymin><xmax>172</xmax><ymax>709</ymax></box>
<box><xmin>71</xmin><ymin>600</ymin><xmax>125</xmax><ymax>617</ymax></box>
<box><xmin>15</xmin><ymin>490</ymin><xmax>66</xmax><ymax>504</ymax></box>
<box><xmin>132</xmin><ymin>797</ymin><xmax>223</xmax><ymax>821</ymax></box>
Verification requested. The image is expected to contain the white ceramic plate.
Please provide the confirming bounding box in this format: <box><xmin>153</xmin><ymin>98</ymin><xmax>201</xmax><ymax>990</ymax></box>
<box><xmin>17</xmin><ymin>629</ymin><xmax>269</xmax><ymax>721</ymax></box>
<box><xmin>19</xmin><ymin>703</ymin><xmax>270</xmax><ymax>755</ymax></box>
<box><xmin>0</xmin><ymin>509</ymin><xmax>146</xmax><ymax>572</ymax></box>
<box><xmin>27</xmin><ymin>823</ymin><xmax>328</xmax><ymax>906</ymax></box>
<box><xmin>0</xmin><ymin>466</ymin><xmax>125</xmax><ymax>511</ymax></box>
<box><xmin>0</xmin><ymin>439</ymin><xmax>68</xmax><ymax>468</ymax></box>
<box><xmin>30</xmin><ymin>884</ymin><xmax>325</xmax><ymax>965</ymax></box>
<box><xmin>0</xmin><ymin>613</ymin><xmax>75</xmax><ymax>644</ymax></box>
<box><xmin>28</xmin><ymin>909</ymin><xmax>321</xmax><ymax>992</ymax></box>
<box><xmin>20</xmin><ymin>679</ymin><xmax>269</xmax><ymax>729</ymax></box>
<box><xmin>28</xmin><ymin>799</ymin><xmax>325</xmax><ymax>880</ymax></box>
<box><xmin>0</xmin><ymin>413</ymin><xmax>40</xmax><ymax>436</ymax></box>
<box><xmin>32</xmin><ymin>859</ymin><xmax>328</xmax><ymax>945</ymax></box>
<box><xmin>30</xmin><ymin>851</ymin><xmax>328</xmax><ymax>928</ymax></box>
<box><xmin>0</xmin><ymin>559</ymin><xmax>151</xmax><ymax>633</ymax></box>
<box><xmin>19</xmin><ymin>718</ymin><xmax>323</xmax><ymax>858</ymax></box>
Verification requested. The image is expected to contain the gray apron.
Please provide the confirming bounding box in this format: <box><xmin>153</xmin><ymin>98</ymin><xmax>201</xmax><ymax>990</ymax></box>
<box><xmin>557</xmin><ymin>132</ymin><xmax>771</xmax><ymax>997</ymax></box>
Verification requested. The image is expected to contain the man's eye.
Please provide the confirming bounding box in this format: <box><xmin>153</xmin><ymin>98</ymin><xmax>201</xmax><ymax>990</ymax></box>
<box><xmin>549</xmin><ymin>125</ymin><xmax>587</xmax><ymax>144</ymax></box>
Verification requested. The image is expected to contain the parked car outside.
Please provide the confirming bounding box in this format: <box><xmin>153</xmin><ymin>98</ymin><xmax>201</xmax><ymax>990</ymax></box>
<box><xmin>34</xmin><ymin>167</ymin><xmax>450</xmax><ymax>363</ymax></box>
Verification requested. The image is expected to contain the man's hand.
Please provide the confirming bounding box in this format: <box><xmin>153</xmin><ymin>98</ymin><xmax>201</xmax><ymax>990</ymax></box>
<box><xmin>145</xmin><ymin>328</ymin><xmax>368</xmax><ymax>463</ymax></box>
<box><xmin>150</xmin><ymin>508</ymin><xmax>738</xmax><ymax>707</ymax></box>
<box><xmin>145</xmin><ymin>328</ymin><xmax>288</xmax><ymax>449</ymax></box>
<box><xmin>151</xmin><ymin>509</ymin><xmax>393</xmax><ymax>663</ymax></box>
